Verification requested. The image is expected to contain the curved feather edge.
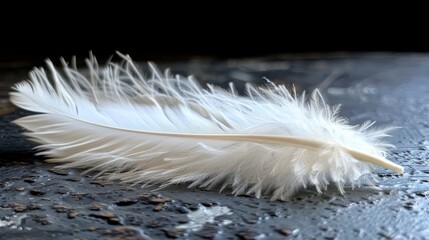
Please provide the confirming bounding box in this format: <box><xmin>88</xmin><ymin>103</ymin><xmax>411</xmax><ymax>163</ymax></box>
<box><xmin>9</xmin><ymin>53</ymin><xmax>402</xmax><ymax>200</ymax></box>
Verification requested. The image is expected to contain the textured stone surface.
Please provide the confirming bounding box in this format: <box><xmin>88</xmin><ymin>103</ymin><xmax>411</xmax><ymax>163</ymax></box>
<box><xmin>1</xmin><ymin>53</ymin><xmax>429</xmax><ymax>239</ymax></box>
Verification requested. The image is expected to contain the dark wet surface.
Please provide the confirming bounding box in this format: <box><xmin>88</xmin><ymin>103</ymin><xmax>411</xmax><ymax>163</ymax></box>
<box><xmin>1</xmin><ymin>53</ymin><xmax>429</xmax><ymax>239</ymax></box>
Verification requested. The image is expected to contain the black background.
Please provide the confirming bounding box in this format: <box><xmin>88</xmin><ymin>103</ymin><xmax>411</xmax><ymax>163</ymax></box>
<box><xmin>1</xmin><ymin>7</ymin><xmax>428</xmax><ymax>65</ymax></box>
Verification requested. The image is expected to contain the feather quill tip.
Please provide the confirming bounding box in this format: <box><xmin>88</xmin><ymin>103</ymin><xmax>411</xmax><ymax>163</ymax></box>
<box><xmin>9</xmin><ymin>53</ymin><xmax>403</xmax><ymax>200</ymax></box>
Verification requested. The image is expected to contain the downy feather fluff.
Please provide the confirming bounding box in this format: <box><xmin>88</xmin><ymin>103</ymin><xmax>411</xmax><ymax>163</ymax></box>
<box><xmin>10</xmin><ymin>54</ymin><xmax>403</xmax><ymax>200</ymax></box>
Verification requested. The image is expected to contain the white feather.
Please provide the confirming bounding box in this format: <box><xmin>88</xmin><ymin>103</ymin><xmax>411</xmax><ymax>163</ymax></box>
<box><xmin>9</xmin><ymin>53</ymin><xmax>403</xmax><ymax>200</ymax></box>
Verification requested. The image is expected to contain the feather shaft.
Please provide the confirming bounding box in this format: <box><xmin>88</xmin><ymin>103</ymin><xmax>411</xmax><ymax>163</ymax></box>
<box><xmin>13</xmin><ymin>104</ymin><xmax>402</xmax><ymax>173</ymax></box>
<box><xmin>344</xmin><ymin>147</ymin><xmax>403</xmax><ymax>174</ymax></box>
<box><xmin>95</xmin><ymin>129</ymin><xmax>404</xmax><ymax>174</ymax></box>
